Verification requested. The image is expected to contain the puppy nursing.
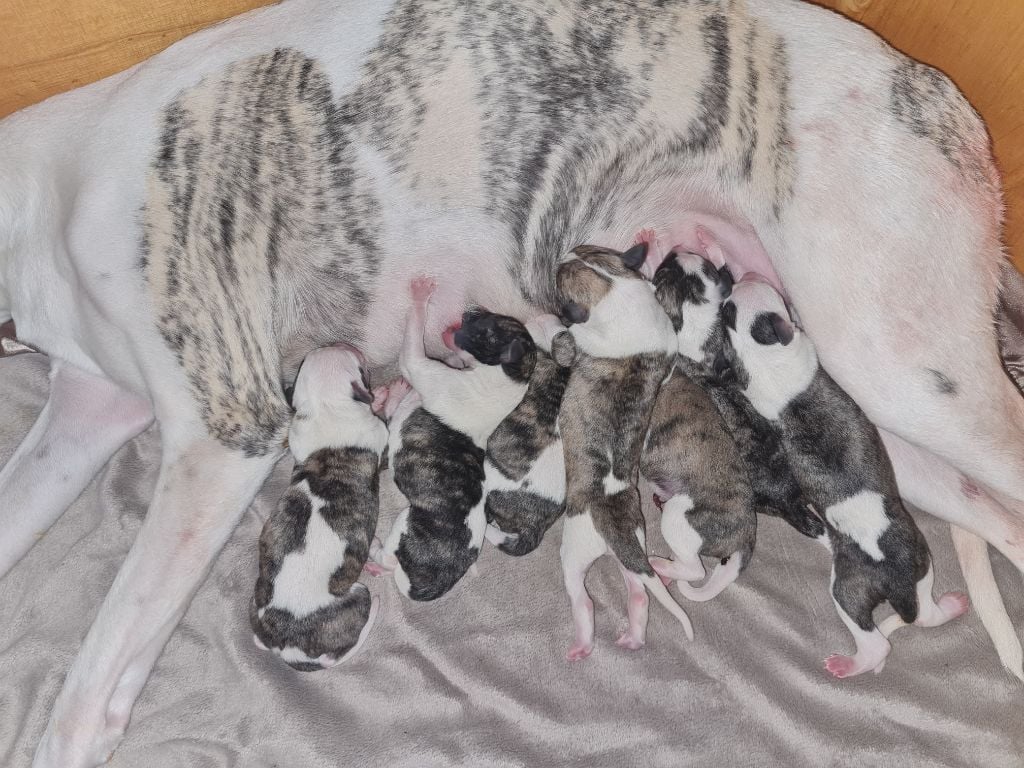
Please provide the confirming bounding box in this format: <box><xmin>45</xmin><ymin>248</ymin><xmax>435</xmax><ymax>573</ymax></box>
<box><xmin>556</xmin><ymin>244</ymin><xmax>694</xmax><ymax>659</ymax></box>
<box><xmin>375</xmin><ymin>279</ymin><xmax>535</xmax><ymax>600</ymax></box>
<box><xmin>641</xmin><ymin>252</ymin><xmax>757</xmax><ymax>600</ymax></box>
<box><xmin>651</xmin><ymin>251</ymin><xmax>825</xmax><ymax>543</ymax></box>
<box><xmin>250</xmin><ymin>247</ymin><xmax>969</xmax><ymax>678</ymax></box>
<box><xmin>723</xmin><ymin>280</ymin><xmax>968</xmax><ymax>678</ymax></box>
<box><xmin>483</xmin><ymin>314</ymin><xmax>573</xmax><ymax>557</ymax></box>
<box><xmin>250</xmin><ymin>345</ymin><xmax>386</xmax><ymax>670</ymax></box>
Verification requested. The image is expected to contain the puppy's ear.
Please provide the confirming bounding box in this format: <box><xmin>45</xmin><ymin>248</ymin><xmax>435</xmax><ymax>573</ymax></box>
<box><xmin>619</xmin><ymin>242</ymin><xmax>648</xmax><ymax>271</ymax></box>
<box><xmin>717</xmin><ymin>265</ymin><xmax>734</xmax><ymax>295</ymax></box>
<box><xmin>560</xmin><ymin>301</ymin><xmax>590</xmax><ymax>325</ymax></box>
<box><xmin>750</xmin><ymin>312</ymin><xmax>794</xmax><ymax>346</ymax></box>
<box><xmin>720</xmin><ymin>300</ymin><xmax>737</xmax><ymax>330</ymax></box>
<box><xmin>351</xmin><ymin>381</ymin><xmax>374</xmax><ymax>404</ymax></box>
<box><xmin>500</xmin><ymin>338</ymin><xmax>526</xmax><ymax>364</ymax></box>
<box><xmin>772</xmin><ymin>313</ymin><xmax>795</xmax><ymax>345</ymax></box>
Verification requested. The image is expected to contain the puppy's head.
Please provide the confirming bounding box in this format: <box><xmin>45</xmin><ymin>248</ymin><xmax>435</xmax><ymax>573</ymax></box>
<box><xmin>652</xmin><ymin>251</ymin><xmax>733</xmax><ymax>360</ymax></box>
<box><xmin>721</xmin><ymin>278</ymin><xmax>813</xmax><ymax>386</ymax></box>
<box><xmin>452</xmin><ymin>310</ymin><xmax>537</xmax><ymax>382</ymax></box>
<box><xmin>287</xmin><ymin>344</ymin><xmax>386</xmax><ymax>460</ymax></box>
<box><xmin>555</xmin><ymin>243</ymin><xmax>648</xmax><ymax>326</ymax></box>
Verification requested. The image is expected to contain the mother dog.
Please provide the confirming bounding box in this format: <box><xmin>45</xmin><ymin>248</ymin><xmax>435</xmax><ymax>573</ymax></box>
<box><xmin>1</xmin><ymin>0</ymin><xmax>1023</xmax><ymax>765</ymax></box>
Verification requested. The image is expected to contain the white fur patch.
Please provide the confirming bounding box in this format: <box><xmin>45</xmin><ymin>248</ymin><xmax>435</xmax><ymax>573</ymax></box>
<box><xmin>659</xmin><ymin>494</ymin><xmax>703</xmax><ymax>561</ymax></box>
<box><xmin>566</xmin><ymin>266</ymin><xmax>677</xmax><ymax>360</ymax></box>
<box><xmin>267</xmin><ymin>485</ymin><xmax>347</xmax><ymax>616</ymax></box>
<box><xmin>825</xmin><ymin>490</ymin><xmax>890</xmax><ymax>561</ymax></box>
<box><xmin>413</xmin><ymin>361</ymin><xmax>528</xmax><ymax>448</ymax></box>
<box><xmin>466</xmin><ymin>497</ymin><xmax>487</xmax><ymax>550</ymax></box>
<box><xmin>602</xmin><ymin>453</ymin><xmax>630</xmax><ymax>496</ymax></box>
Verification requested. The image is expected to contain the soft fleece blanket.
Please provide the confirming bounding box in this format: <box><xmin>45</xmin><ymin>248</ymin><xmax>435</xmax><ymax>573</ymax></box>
<box><xmin>1</xmin><ymin>351</ymin><xmax>1022</xmax><ymax>767</ymax></box>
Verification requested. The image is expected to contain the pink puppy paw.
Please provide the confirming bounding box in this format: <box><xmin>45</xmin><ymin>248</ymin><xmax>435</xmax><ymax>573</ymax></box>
<box><xmin>566</xmin><ymin>642</ymin><xmax>594</xmax><ymax>662</ymax></box>
<box><xmin>362</xmin><ymin>561</ymin><xmax>385</xmax><ymax>577</ymax></box>
<box><xmin>615</xmin><ymin>632</ymin><xmax>645</xmax><ymax>651</ymax></box>
<box><xmin>823</xmin><ymin>654</ymin><xmax>858</xmax><ymax>679</ymax></box>
<box><xmin>410</xmin><ymin>276</ymin><xmax>436</xmax><ymax>303</ymax></box>
<box><xmin>938</xmin><ymin>591</ymin><xmax>970</xmax><ymax>620</ymax></box>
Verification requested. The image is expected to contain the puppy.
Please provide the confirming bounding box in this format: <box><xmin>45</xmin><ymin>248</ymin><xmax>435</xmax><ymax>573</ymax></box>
<box><xmin>556</xmin><ymin>243</ymin><xmax>693</xmax><ymax>660</ymax></box>
<box><xmin>722</xmin><ymin>280</ymin><xmax>969</xmax><ymax>678</ymax></box>
<box><xmin>484</xmin><ymin>313</ymin><xmax>574</xmax><ymax>557</ymax></box>
<box><xmin>375</xmin><ymin>279</ymin><xmax>534</xmax><ymax>600</ymax></box>
<box><xmin>641</xmin><ymin>361</ymin><xmax>757</xmax><ymax>601</ymax></box>
<box><xmin>651</xmin><ymin>251</ymin><xmax>826</xmax><ymax>542</ymax></box>
<box><xmin>250</xmin><ymin>345</ymin><xmax>386</xmax><ymax>670</ymax></box>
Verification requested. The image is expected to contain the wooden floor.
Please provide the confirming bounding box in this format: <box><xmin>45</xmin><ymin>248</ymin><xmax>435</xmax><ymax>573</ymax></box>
<box><xmin>2</xmin><ymin>0</ymin><xmax>1022</xmax><ymax>266</ymax></box>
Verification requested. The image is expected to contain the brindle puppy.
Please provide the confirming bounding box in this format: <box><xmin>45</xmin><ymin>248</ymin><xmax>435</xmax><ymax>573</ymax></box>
<box><xmin>250</xmin><ymin>345</ymin><xmax>386</xmax><ymax>670</ymax></box>
<box><xmin>556</xmin><ymin>243</ymin><xmax>692</xmax><ymax>660</ymax></box>
<box><xmin>375</xmin><ymin>281</ymin><xmax>534</xmax><ymax>600</ymax></box>
<box><xmin>484</xmin><ymin>314</ymin><xmax>574</xmax><ymax>557</ymax></box>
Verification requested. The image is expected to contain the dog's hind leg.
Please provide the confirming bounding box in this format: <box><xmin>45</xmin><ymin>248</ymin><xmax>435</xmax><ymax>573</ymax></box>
<box><xmin>0</xmin><ymin>360</ymin><xmax>152</xmax><ymax>579</ymax></box>
<box><xmin>32</xmin><ymin>431</ymin><xmax>279</xmax><ymax>768</ymax></box>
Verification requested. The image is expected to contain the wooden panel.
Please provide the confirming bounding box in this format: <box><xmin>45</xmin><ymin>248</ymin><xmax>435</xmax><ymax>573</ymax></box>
<box><xmin>0</xmin><ymin>0</ymin><xmax>274</xmax><ymax>117</ymax></box>
<box><xmin>1</xmin><ymin>0</ymin><xmax>1022</xmax><ymax>264</ymax></box>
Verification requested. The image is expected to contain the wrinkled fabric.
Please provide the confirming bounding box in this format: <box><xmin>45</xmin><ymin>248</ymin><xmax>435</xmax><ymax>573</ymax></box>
<box><xmin>0</xmin><ymin>352</ymin><xmax>1021</xmax><ymax>768</ymax></box>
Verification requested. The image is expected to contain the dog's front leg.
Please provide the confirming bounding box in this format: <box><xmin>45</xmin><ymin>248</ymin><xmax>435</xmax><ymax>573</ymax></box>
<box><xmin>32</xmin><ymin>434</ymin><xmax>279</xmax><ymax>768</ymax></box>
<box><xmin>0</xmin><ymin>360</ymin><xmax>152</xmax><ymax>579</ymax></box>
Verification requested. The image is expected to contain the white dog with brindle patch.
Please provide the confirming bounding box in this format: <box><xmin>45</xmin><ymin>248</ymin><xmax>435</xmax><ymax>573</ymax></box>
<box><xmin>2</xmin><ymin>0</ymin><xmax>1024</xmax><ymax>764</ymax></box>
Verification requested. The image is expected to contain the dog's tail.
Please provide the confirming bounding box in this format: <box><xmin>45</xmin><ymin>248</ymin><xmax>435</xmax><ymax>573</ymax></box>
<box><xmin>675</xmin><ymin>551</ymin><xmax>745</xmax><ymax>603</ymax></box>
<box><xmin>950</xmin><ymin>527</ymin><xmax>1024</xmax><ymax>682</ymax></box>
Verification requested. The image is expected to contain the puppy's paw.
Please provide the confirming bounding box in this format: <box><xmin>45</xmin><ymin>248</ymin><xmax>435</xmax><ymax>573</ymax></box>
<box><xmin>410</xmin><ymin>276</ymin><xmax>436</xmax><ymax>303</ymax></box>
<box><xmin>937</xmin><ymin>591</ymin><xmax>969</xmax><ymax>620</ymax></box>
<box><xmin>566</xmin><ymin>642</ymin><xmax>594</xmax><ymax>662</ymax></box>
<box><xmin>824</xmin><ymin>653</ymin><xmax>859</xmax><ymax>679</ymax></box>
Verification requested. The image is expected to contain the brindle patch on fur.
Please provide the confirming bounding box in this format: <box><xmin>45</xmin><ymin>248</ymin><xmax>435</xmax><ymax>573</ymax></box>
<box><xmin>890</xmin><ymin>58</ymin><xmax>992</xmax><ymax>185</ymax></box>
<box><xmin>143</xmin><ymin>49</ymin><xmax>380</xmax><ymax>455</ymax></box>
<box><xmin>560</xmin><ymin>351</ymin><xmax>672</xmax><ymax>574</ymax></box>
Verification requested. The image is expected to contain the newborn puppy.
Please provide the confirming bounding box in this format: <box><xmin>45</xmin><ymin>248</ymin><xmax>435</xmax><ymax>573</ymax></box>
<box><xmin>652</xmin><ymin>251</ymin><xmax>826</xmax><ymax>541</ymax></box>
<box><xmin>484</xmin><ymin>314</ymin><xmax>574</xmax><ymax>556</ymax></box>
<box><xmin>641</xmin><ymin>362</ymin><xmax>756</xmax><ymax>601</ymax></box>
<box><xmin>251</xmin><ymin>345</ymin><xmax>387</xmax><ymax>670</ymax></box>
<box><xmin>376</xmin><ymin>279</ymin><xmax>534</xmax><ymax>600</ymax></box>
<box><xmin>723</xmin><ymin>280</ymin><xmax>968</xmax><ymax>678</ymax></box>
<box><xmin>556</xmin><ymin>243</ymin><xmax>693</xmax><ymax>660</ymax></box>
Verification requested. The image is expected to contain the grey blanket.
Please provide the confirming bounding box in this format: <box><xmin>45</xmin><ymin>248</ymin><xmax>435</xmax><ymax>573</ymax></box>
<box><xmin>1</xmin><ymin>352</ymin><xmax>1021</xmax><ymax>767</ymax></box>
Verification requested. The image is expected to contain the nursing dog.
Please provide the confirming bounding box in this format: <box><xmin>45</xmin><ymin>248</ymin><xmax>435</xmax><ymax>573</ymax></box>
<box><xmin>2</xmin><ymin>0</ymin><xmax>1024</xmax><ymax>763</ymax></box>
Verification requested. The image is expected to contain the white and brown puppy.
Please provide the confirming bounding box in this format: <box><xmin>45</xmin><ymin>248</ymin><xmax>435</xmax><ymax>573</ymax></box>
<box><xmin>641</xmin><ymin>362</ymin><xmax>757</xmax><ymax>602</ymax></box>
<box><xmin>483</xmin><ymin>314</ymin><xmax>574</xmax><ymax>557</ymax></box>
<box><xmin>651</xmin><ymin>250</ymin><xmax>826</xmax><ymax>543</ymax></box>
<box><xmin>375</xmin><ymin>279</ymin><xmax>534</xmax><ymax>600</ymax></box>
<box><xmin>250</xmin><ymin>345</ymin><xmax>386</xmax><ymax>671</ymax></box>
<box><xmin>722</xmin><ymin>280</ymin><xmax>969</xmax><ymax>678</ymax></box>
<box><xmin>556</xmin><ymin>243</ymin><xmax>693</xmax><ymax>660</ymax></box>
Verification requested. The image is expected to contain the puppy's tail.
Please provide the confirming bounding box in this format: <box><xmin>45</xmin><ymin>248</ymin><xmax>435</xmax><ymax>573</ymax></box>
<box><xmin>640</xmin><ymin>574</ymin><xmax>695</xmax><ymax>640</ymax></box>
<box><xmin>675</xmin><ymin>551</ymin><xmax>745</xmax><ymax>603</ymax></box>
<box><xmin>590</xmin><ymin>491</ymin><xmax>695</xmax><ymax>640</ymax></box>
<box><xmin>950</xmin><ymin>527</ymin><xmax>1024</xmax><ymax>682</ymax></box>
